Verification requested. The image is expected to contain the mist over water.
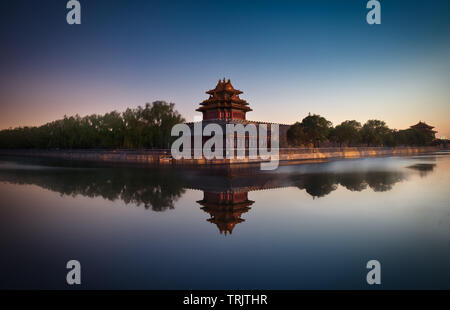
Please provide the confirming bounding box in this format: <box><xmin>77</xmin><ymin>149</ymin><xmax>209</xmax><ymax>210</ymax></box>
<box><xmin>0</xmin><ymin>153</ymin><xmax>449</xmax><ymax>289</ymax></box>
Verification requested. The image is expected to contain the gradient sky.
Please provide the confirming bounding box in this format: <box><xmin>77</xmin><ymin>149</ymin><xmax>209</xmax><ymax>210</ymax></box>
<box><xmin>1</xmin><ymin>0</ymin><xmax>449</xmax><ymax>137</ymax></box>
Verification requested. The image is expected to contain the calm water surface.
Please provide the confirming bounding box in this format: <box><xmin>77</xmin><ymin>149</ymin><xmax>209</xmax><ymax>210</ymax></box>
<box><xmin>0</xmin><ymin>153</ymin><xmax>449</xmax><ymax>289</ymax></box>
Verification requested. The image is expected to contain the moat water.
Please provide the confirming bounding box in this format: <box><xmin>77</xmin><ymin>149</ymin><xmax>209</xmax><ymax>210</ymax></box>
<box><xmin>0</xmin><ymin>152</ymin><xmax>449</xmax><ymax>289</ymax></box>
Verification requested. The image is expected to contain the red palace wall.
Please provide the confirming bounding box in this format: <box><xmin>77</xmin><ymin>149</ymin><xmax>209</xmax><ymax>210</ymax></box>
<box><xmin>204</xmin><ymin>109</ymin><xmax>246</xmax><ymax>120</ymax></box>
<box><xmin>231</xmin><ymin>110</ymin><xmax>245</xmax><ymax>120</ymax></box>
<box><xmin>205</xmin><ymin>110</ymin><xmax>219</xmax><ymax>120</ymax></box>
<box><xmin>203</xmin><ymin>191</ymin><xmax>249</xmax><ymax>204</ymax></box>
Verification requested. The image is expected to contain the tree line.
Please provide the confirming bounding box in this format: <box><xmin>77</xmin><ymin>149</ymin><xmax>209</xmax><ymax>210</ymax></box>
<box><xmin>287</xmin><ymin>114</ymin><xmax>435</xmax><ymax>147</ymax></box>
<box><xmin>0</xmin><ymin>105</ymin><xmax>437</xmax><ymax>149</ymax></box>
<box><xmin>0</xmin><ymin>101</ymin><xmax>185</xmax><ymax>149</ymax></box>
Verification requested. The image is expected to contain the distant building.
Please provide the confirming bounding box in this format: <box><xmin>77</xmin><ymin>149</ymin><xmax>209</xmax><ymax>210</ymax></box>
<box><xmin>410</xmin><ymin>121</ymin><xmax>437</xmax><ymax>139</ymax></box>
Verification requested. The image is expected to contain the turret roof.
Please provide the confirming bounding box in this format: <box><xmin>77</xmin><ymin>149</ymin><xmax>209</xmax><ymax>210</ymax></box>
<box><xmin>197</xmin><ymin>79</ymin><xmax>252</xmax><ymax>112</ymax></box>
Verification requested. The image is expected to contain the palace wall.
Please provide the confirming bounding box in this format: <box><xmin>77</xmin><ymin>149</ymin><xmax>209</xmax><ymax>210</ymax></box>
<box><xmin>1</xmin><ymin>146</ymin><xmax>443</xmax><ymax>167</ymax></box>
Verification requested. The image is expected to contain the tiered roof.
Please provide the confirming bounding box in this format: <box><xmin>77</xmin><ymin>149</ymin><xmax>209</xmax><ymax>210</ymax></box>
<box><xmin>198</xmin><ymin>201</ymin><xmax>253</xmax><ymax>235</ymax></box>
<box><xmin>197</xmin><ymin>189</ymin><xmax>254</xmax><ymax>235</ymax></box>
<box><xmin>196</xmin><ymin>78</ymin><xmax>252</xmax><ymax>113</ymax></box>
<box><xmin>410</xmin><ymin>121</ymin><xmax>437</xmax><ymax>133</ymax></box>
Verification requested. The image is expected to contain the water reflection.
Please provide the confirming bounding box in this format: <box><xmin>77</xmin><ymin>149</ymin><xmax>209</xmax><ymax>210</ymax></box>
<box><xmin>198</xmin><ymin>191</ymin><xmax>253</xmax><ymax>235</ymax></box>
<box><xmin>0</xmin><ymin>158</ymin><xmax>435</xmax><ymax>204</ymax></box>
<box><xmin>291</xmin><ymin>171</ymin><xmax>407</xmax><ymax>197</ymax></box>
<box><xmin>193</xmin><ymin>170</ymin><xmax>409</xmax><ymax>233</ymax></box>
<box><xmin>407</xmin><ymin>163</ymin><xmax>436</xmax><ymax>177</ymax></box>
<box><xmin>0</xmin><ymin>162</ymin><xmax>185</xmax><ymax>211</ymax></box>
<box><xmin>0</xmin><ymin>156</ymin><xmax>438</xmax><ymax>235</ymax></box>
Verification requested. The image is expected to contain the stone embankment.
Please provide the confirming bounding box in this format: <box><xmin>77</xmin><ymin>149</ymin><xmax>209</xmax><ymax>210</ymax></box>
<box><xmin>0</xmin><ymin>146</ymin><xmax>442</xmax><ymax>167</ymax></box>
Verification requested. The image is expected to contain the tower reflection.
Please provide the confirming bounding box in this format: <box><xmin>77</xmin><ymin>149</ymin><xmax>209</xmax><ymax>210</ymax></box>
<box><xmin>197</xmin><ymin>191</ymin><xmax>253</xmax><ymax>235</ymax></box>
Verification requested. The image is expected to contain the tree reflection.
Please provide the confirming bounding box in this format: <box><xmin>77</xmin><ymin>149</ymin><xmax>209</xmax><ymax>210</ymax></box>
<box><xmin>0</xmin><ymin>164</ymin><xmax>185</xmax><ymax>211</ymax></box>
<box><xmin>364</xmin><ymin>172</ymin><xmax>404</xmax><ymax>192</ymax></box>
<box><xmin>407</xmin><ymin>163</ymin><xmax>436</xmax><ymax>178</ymax></box>
<box><xmin>291</xmin><ymin>171</ymin><xmax>406</xmax><ymax>198</ymax></box>
<box><xmin>338</xmin><ymin>174</ymin><xmax>368</xmax><ymax>191</ymax></box>
<box><xmin>0</xmin><ymin>157</ymin><xmax>436</xmax><ymax>218</ymax></box>
<box><xmin>291</xmin><ymin>174</ymin><xmax>338</xmax><ymax>198</ymax></box>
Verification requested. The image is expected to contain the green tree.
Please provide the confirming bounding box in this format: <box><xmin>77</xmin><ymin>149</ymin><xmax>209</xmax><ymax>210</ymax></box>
<box><xmin>288</xmin><ymin>114</ymin><xmax>334</xmax><ymax>147</ymax></box>
<box><xmin>330</xmin><ymin>120</ymin><xmax>361</xmax><ymax>147</ymax></box>
<box><xmin>287</xmin><ymin>122</ymin><xmax>307</xmax><ymax>146</ymax></box>
<box><xmin>146</xmin><ymin>101</ymin><xmax>185</xmax><ymax>148</ymax></box>
<box><xmin>0</xmin><ymin>101</ymin><xmax>185</xmax><ymax>150</ymax></box>
<box><xmin>100</xmin><ymin>111</ymin><xmax>125</xmax><ymax>147</ymax></box>
<box><xmin>383</xmin><ymin>129</ymin><xmax>398</xmax><ymax>147</ymax></box>
<box><xmin>360</xmin><ymin>120</ymin><xmax>390</xmax><ymax>146</ymax></box>
<box><xmin>300</xmin><ymin>114</ymin><xmax>333</xmax><ymax>147</ymax></box>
